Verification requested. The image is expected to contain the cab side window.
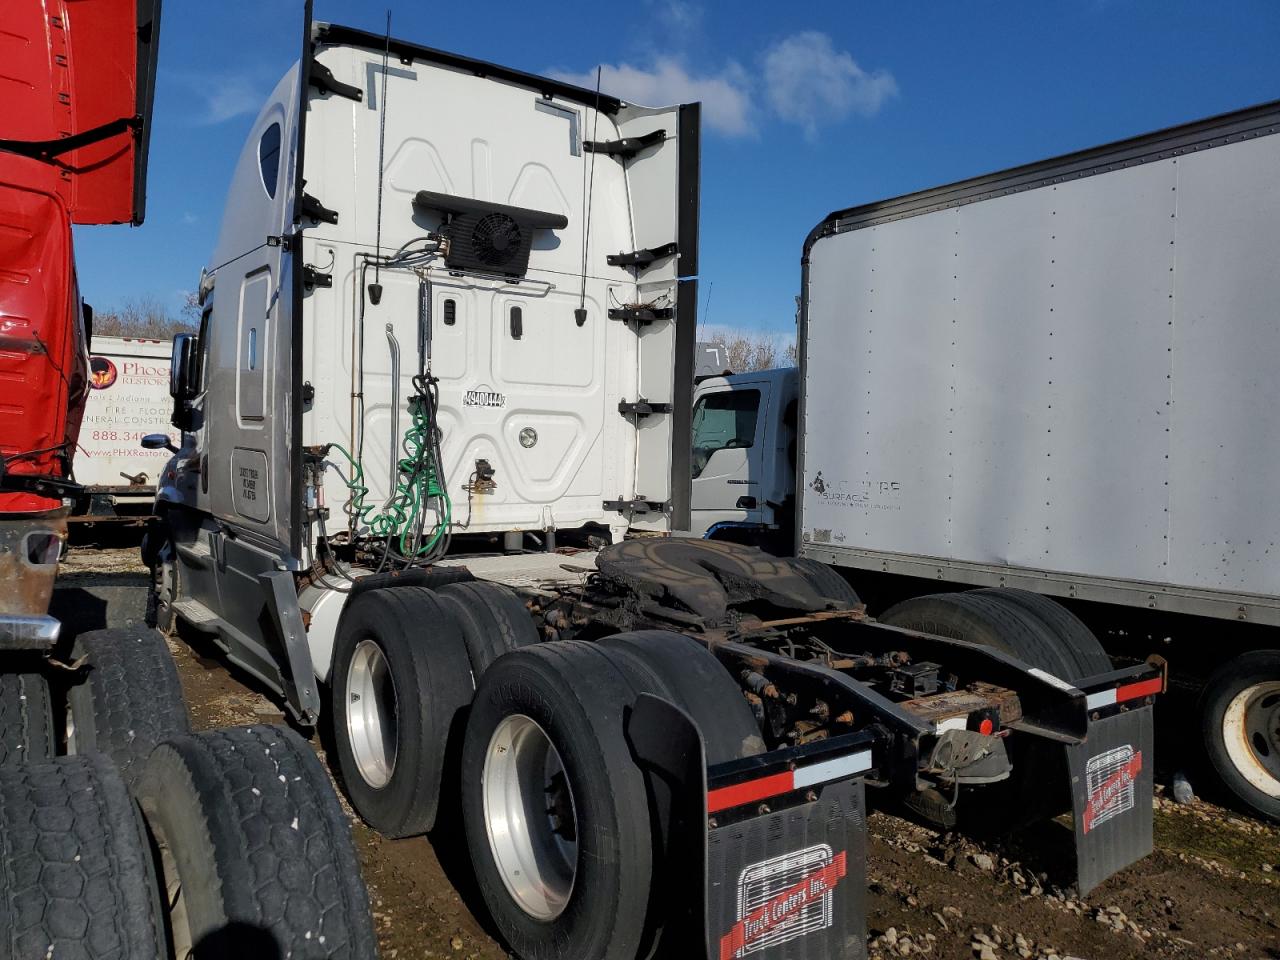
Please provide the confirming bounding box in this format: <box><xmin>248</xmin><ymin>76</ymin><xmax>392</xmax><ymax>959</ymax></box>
<box><xmin>691</xmin><ymin>389</ymin><xmax>760</xmax><ymax>478</ymax></box>
<box><xmin>259</xmin><ymin>122</ymin><xmax>282</xmax><ymax>199</ymax></box>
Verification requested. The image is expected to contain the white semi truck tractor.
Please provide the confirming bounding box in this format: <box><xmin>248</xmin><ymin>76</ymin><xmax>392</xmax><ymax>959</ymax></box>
<box><xmin>146</xmin><ymin>8</ymin><xmax>1168</xmax><ymax>959</ymax></box>
<box><xmin>690</xmin><ymin>100</ymin><xmax>1280</xmax><ymax>824</ymax></box>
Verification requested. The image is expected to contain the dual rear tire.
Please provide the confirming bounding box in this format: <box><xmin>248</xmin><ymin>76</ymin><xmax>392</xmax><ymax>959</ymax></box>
<box><xmin>461</xmin><ymin>633</ymin><xmax>761</xmax><ymax>960</ymax></box>
<box><xmin>331</xmin><ymin>583</ymin><xmax>764</xmax><ymax>960</ymax></box>
<box><xmin>328</xmin><ymin>580</ymin><xmax>541</xmax><ymax>838</ymax></box>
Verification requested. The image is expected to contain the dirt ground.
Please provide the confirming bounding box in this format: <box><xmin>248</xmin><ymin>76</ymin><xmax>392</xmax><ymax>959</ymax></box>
<box><xmin>55</xmin><ymin>545</ymin><xmax>1280</xmax><ymax>960</ymax></box>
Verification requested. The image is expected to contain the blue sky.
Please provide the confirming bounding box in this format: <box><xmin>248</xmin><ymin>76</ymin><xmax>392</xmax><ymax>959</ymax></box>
<box><xmin>73</xmin><ymin>0</ymin><xmax>1280</xmax><ymax>337</ymax></box>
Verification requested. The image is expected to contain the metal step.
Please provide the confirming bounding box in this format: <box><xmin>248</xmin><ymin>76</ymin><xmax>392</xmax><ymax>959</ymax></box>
<box><xmin>172</xmin><ymin>597</ymin><xmax>220</xmax><ymax>627</ymax></box>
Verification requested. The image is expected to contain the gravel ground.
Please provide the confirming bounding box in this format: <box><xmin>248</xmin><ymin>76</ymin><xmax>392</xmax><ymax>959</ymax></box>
<box><xmin>54</xmin><ymin>545</ymin><xmax>1280</xmax><ymax>960</ymax></box>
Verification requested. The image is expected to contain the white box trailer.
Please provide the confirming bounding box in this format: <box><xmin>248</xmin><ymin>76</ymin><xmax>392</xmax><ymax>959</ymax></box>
<box><xmin>800</xmin><ymin>100</ymin><xmax>1280</xmax><ymax>622</ymax></box>
<box><xmin>75</xmin><ymin>335</ymin><xmax>174</xmax><ymax>517</ymax></box>
<box><xmin>691</xmin><ymin>99</ymin><xmax>1280</xmax><ymax>822</ymax></box>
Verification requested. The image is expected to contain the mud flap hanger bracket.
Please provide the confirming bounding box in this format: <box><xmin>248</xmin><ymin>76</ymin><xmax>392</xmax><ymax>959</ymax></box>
<box><xmin>260</xmin><ymin>571</ymin><xmax>321</xmax><ymax>725</ymax></box>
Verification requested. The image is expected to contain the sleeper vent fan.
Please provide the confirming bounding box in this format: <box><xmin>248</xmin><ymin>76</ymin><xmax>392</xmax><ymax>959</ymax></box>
<box><xmin>471</xmin><ymin>213</ymin><xmax>525</xmax><ymax>268</ymax></box>
<box><xmin>413</xmin><ymin>191</ymin><xmax>568</xmax><ymax>279</ymax></box>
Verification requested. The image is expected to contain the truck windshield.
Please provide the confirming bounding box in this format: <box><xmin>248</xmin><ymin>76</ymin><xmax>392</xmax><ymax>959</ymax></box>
<box><xmin>691</xmin><ymin>389</ymin><xmax>760</xmax><ymax>477</ymax></box>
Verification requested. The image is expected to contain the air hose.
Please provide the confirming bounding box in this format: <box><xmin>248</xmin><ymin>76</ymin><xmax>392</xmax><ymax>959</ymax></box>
<box><xmin>330</xmin><ymin>373</ymin><xmax>452</xmax><ymax>560</ymax></box>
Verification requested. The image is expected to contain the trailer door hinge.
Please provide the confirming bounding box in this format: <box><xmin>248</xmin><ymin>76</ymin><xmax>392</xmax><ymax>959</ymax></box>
<box><xmin>584</xmin><ymin>129</ymin><xmax>666</xmax><ymax>159</ymax></box>
<box><xmin>303</xmin><ymin>264</ymin><xmax>332</xmax><ymax>289</ymax></box>
<box><xmin>618</xmin><ymin>398</ymin><xmax>672</xmax><ymax>419</ymax></box>
<box><xmin>300</xmin><ymin>192</ymin><xmax>339</xmax><ymax>225</ymax></box>
<box><xmin>308</xmin><ymin>61</ymin><xmax>363</xmax><ymax>102</ymax></box>
<box><xmin>607</xmin><ymin>242</ymin><xmax>678</xmax><ymax>268</ymax></box>
<box><xmin>607</xmin><ymin>305</ymin><xmax>674</xmax><ymax>325</ymax></box>
<box><xmin>603</xmin><ymin>497</ymin><xmax>669</xmax><ymax>515</ymax></box>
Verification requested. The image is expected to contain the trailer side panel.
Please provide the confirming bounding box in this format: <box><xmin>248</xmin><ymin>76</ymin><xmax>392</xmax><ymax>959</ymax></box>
<box><xmin>800</xmin><ymin>103</ymin><xmax>1280</xmax><ymax>619</ymax></box>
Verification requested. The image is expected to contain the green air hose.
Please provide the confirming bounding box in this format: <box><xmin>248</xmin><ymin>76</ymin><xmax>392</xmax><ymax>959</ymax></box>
<box><xmin>329</xmin><ymin>385</ymin><xmax>452</xmax><ymax>557</ymax></box>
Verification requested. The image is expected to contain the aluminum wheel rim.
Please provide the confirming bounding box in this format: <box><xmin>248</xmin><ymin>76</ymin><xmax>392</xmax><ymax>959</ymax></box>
<box><xmin>1223</xmin><ymin>681</ymin><xmax>1280</xmax><ymax>798</ymax></box>
<box><xmin>346</xmin><ymin>639</ymin><xmax>398</xmax><ymax>789</ymax></box>
<box><xmin>482</xmin><ymin>714</ymin><xmax>578</xmax><ymax>920</ymax></box>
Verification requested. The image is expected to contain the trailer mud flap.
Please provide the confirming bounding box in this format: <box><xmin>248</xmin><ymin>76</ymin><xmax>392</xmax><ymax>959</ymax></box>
<box><xmin>708</xmin><ymin>780</ymin><xmax>867</xmax><ymax>960</ymax></box>
<box><xmin>1067</xmin><ymin>705</ymin><xmax>1155</xmax><ymax>895</ymax></box>
<box><xmin>627</xmin><ymin>694</ymin><xmax>871</xmax><ymax>960</ymax></box>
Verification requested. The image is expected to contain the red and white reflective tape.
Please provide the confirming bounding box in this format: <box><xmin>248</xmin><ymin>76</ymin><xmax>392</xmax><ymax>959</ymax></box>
<box><xmin>1085</xmin><ymin>676</ymin><xmax>1162</xmax><ymax>711</ymax></box>
<box><xmin>707</xmin><ymin>749</ymin><xmax>873</xmax><ymax>814</ymax></box>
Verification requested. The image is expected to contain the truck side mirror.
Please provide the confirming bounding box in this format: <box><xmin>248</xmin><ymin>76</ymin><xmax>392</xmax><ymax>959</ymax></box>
<box><xmin>141</xmin><ymin>434</ymin><xmax>178</xmax><ymax>453</ymax></box>
<box><xmin>170</xmin><ymin>333</ymin><xmax>197</xmax><ymax>400</ymax></box>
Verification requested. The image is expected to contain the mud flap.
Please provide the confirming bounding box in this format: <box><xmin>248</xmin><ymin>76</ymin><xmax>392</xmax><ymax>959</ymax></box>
<box><xmin>707</xmin><ymin>779</ymin><xmax>868</xmax><ymax>960</ymax></box>
<box><xmin>626</xmin><ymin>693</ymin><xmax>870</xmax><ymax>960</ymax></box>
<box><xmin>1066</xmin><ymin>705</ymin><xmax>1155</xmax><ymax>895</ymax></box>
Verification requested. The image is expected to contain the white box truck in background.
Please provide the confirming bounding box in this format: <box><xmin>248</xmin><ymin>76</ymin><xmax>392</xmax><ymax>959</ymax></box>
<box><xmin>691</xmin><ymin>99</ymin><xmax>1280</xmax><ymax>822</ymax></box>
<box><xmin>145</xmin><ymin>9</ymin><xmax>1166</xmax><ymax>958</ymax></box>
<box><xmin>75</xmin><ymin>335</ymin><xmax>174</xmax><ymax>519</ymax></box>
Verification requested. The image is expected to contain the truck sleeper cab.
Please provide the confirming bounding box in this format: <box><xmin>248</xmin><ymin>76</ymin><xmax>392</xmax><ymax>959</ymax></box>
<box><xmin>149</xmin><ymin>10</ymin><xmax>1164</xmax><ymax>960</ymax></box>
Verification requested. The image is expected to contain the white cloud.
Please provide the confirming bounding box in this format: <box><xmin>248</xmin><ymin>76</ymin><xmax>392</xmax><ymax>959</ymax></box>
<box><xmin>654</xmin><ymin>0</ymin><xmax>702</xmax><ymax>32</ymax></box>
<box><xmin>199</xmin><ymin>76</ymin><xmax>264</xmax><ymax>125</ymax></box>
<box><xmin>762</xmin><ymin>32</ymin><xmax>897</xmax><ymax>140</ymax></box>
<box><xmin>552</xmin><ymin>60</ymin><xmax>754</xmax><ymax>137</ymax></box>
<box><xmin>164</xmin><ymin>69</ymin><xmax>265</xmax><ymax>126</ymax></box>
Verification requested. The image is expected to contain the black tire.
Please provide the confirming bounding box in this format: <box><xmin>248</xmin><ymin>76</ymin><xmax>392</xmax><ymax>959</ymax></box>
<box><xmin>435</xmin><ymin>580</ymin><xmax>540</xmax><ymax>680</ymax></box>
<box><xmin>0</xmin><ymin>672</ymin><xmax>53</xmax><ymax>764</ymax></box>
<box><xmin>878</xmin><ymin>591</ymin><xmax>1089</xmax><ymax>831</ymax></box>
<box><xmin>135</xmin><ymin>725</ymin><xmax>377</xmax><ymax>959</ymax></box>
<box><xmin>330</xmin><ymin>586</ymin><xmax>473</xmax><ymax>837</ymax></box>
<box><xmin>0</xmin><ymin>754</ymin><xmax>166</xmax><ymax>958</ymax></box>
<box><xmin>599</xmin><ymin>630</ymin><xmax>765</xmax><ymax>763</ymax></box>
<box><xmin>67</xmin><ymin>626</ymin><xmax>191</xmax><ymax>782</ymax></box>
<box><xmin>787</xmin><ymin>557</ymin><xmax>862</xmax><ymax>607</ymax></box>
<box><xmin>973</xmin><ymin>588</ymin><xmax>1112</xmax><ymax>678</ymax></box>
<box><xmin>880</xmin><ymin>591</ymin><xmax>1089</xmax><ymax>681</ymax></box>
<box><xmin>462</xmin><ymin>641</ymin><xmax>653</xmax><ymax>960</ymax></box>
<box><xmin>1198</xmin><ymin>649</ymin><xmax>1280</xmax><ymax>823</ymax></box>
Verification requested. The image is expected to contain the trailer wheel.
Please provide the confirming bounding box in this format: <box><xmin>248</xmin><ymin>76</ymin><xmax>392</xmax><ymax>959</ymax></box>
<box><xmin>880</xmin><ymin>591</ymin><xmax>1092</xmax><ymax>682</ymax></box>
<box><xmin>879</xmin><ymin>591</ymin><xmax>1094</xmax><ymax>831</ymax></box>
<box><xmin>435</xmin><ymin>580</ymin><xmax>540</xmax><ymax>680</ymax></box>
<box><xmin>66</xmin><ymin>626</ymin><xmax>191</xmax><ymax>782</ymax></box>
<box><xmin>600</xmin><ymin>630</ymin><xmax>765</xmax><ymax>762</ymax></box>
<box><xmin>135</xmin><ymin>725</ymin><xmax>377</xmax><ymax>957</ymax></box>
<box><xmin>462</xmin><ymin>641</ymin><xmax>653</xmax><ymax>960</ymax></box>
<box><xmin>331</xmin><ymin>586</ymin><xmax>473</xmax><ymax>837</ymax></box>
<box><xmin>973</xmin><ymin>588</ymin><xmax>1112</xmax><ymax>677</ymax></box>
<box><xmin>788</xmin><ymin>557</ymin><xmax>862</xmax><ymax>607</ymax></box>
<box><xmin>1199</xmin><ymin>650</ymin><xmax>1280</xmax><ymax>822</ymax></box>
<box><xmin>0</xmin><ymin>754</ymin><xmax>166</xmax><ymax>958</ymax></box>
<box><xmin>0</xmin><ymin>672</ymin><xmax>54</xmax><ymax>764</ymax></box>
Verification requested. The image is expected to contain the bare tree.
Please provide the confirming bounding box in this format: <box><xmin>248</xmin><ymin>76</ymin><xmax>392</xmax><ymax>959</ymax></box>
<box><xmin>711</xmin><ymin>330</ymin><xmax>794</xmax><ymax>373</ymax></box>
<box><xmin>92</xmin><ymin>294</ymin><xmax>198</xmax><ymax>339</ymax></box>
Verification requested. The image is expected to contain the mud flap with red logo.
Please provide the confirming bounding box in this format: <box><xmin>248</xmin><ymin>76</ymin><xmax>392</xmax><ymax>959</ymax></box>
<box><xmin>625</xmin><ymin>693</ymin><xmax>874</xmax><ymax>960</ymax></box>
<box><xmin>1066</xmin><ymin>704</ymin><xmax>1155</xmax><ymax>895</ymax></box>
<box><xmin>707</xmin><ymin>779</ymin><xmax>868</xmax><ymax>960</ymax></box>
